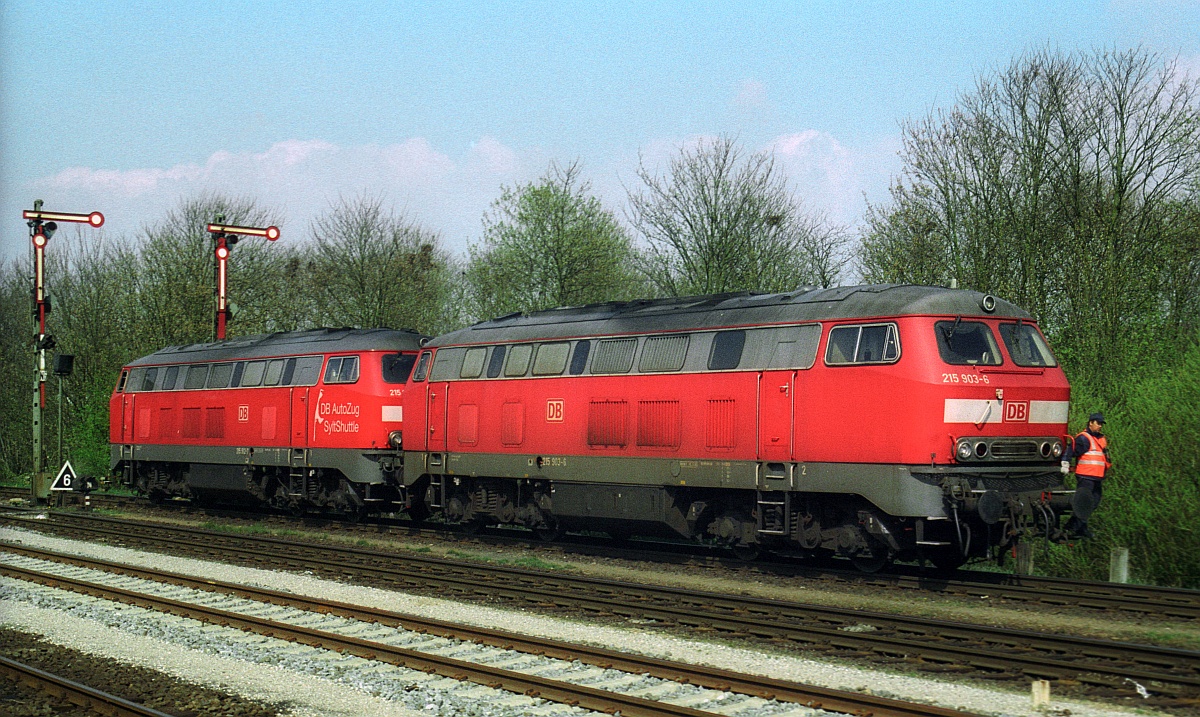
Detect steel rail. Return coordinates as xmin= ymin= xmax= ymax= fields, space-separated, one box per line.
xmin=9 ymin=491 xmax=1198 ymax=621
xmin=0 ymin=562 xmax=770 ymax=717
xmin=1 ymin=543 xmax=976 ymax=717
xmin=0 ymin=655 xmax=178 ymax=717
xmin=6 ymin=511 xmax=1199 ymax=699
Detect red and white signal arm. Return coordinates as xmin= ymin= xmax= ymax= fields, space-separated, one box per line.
xmin=23 ymin=210 xmax=104 ymax=227
xmin=50 ymin=460 xmax=78 ymax=491
xmin=206 ymin=223 xmax=280 ymax=241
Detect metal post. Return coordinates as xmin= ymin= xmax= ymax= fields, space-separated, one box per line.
xmin=57 ymin=375 xmax=63 ymax=468
xmin=1109 ymin=547 xmax=1129 ymax=583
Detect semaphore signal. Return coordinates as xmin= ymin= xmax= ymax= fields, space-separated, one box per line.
xmin=205 ymin=219 xmax=281 ymax=340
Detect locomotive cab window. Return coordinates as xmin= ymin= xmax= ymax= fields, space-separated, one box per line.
xmin=126 ymin=368 xmax=146 ymax=392
xmin=935 ymin=319 xmax=1002 ymax=365
xmin=141 ymin=367 xmax=158 ymax=392
xmin=825 ymin=324 xmax=900 ymax=365
xmin=290 ymin=356 xmax=323 ymax=386
xmin=411 ymin=351 xmax=432 ymax=382
xmin=324 ymin=355 xmax=360 ymax=384
xmin=240 ymin=361 xmax=266 ymax=387
xmin=999 ymin=322 xmax=1058 ymax=367
xmin=117 ymin=370 xmax=129 ymax=393
xmin=382 ymin=353 xmax=417 ymax=383
xmin=162 ymin=365 xmax=180 ymax=391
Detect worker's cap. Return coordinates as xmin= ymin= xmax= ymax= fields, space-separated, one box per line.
xmin=1088 ymin=412 xmax=1106 ymax=424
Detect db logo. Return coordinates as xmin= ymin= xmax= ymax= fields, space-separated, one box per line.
xmin=1004 ymin=401 xmax=1029 ymax=422
xmin=546 ymin=399 xmax=564 ymax=423
xmin=237 ymin=405 xmax=250 ymax=423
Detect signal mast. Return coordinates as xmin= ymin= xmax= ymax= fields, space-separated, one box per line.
xmin=22 ymin=200 xmax=104 ymax=500
xmin=204 ymin=219 xmax=280 ymax=340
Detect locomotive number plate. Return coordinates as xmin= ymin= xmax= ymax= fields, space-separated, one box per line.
xmin=942 ymin=372 xmax=990 ymax=384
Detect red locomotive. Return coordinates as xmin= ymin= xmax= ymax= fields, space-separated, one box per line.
xmin=397 ymin=285 xmax=1073 ymax=569
xmin=110 ymin=328 xmax=424 ymax=516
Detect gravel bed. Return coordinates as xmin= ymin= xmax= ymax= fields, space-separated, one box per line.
xmin=0 ymin=525 xmax=1166 ymax=717
xmin=0 ymin=626 xmax=280 ymax=717
xmin=0 ymin=551 xmax=817 ymax=717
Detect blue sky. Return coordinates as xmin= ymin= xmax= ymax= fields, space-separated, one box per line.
xmin=3 ymin=1 xmax=1197 ymax=262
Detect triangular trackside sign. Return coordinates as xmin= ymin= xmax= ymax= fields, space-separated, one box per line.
xmin=50 ymin=461 xmax=77 ymax=491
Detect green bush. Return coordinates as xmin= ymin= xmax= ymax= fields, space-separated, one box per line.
xmin=1042 ymin=340 xmax=1200 ymax=587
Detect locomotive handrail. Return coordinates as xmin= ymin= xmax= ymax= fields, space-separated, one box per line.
xmin=977 ymin=367 xmax=1046 ymax=375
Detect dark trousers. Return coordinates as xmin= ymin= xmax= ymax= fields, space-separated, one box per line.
xmin=1068 ymin=476 xmax=1104 ymax=529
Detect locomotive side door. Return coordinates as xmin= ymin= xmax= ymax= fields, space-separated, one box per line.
xmin=122 ymin=392 xmax=136 ymax=443
xmin=291 ymin=387 xmax=309 ymax=448
xmin=427 ymin=382 xmax=448 ymax=452
xmin=758 ymin=370 xmax=795 ymax=462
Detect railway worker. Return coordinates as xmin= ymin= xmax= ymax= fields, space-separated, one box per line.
xmin=1063 ymin=412 xmax=1111 ymax=539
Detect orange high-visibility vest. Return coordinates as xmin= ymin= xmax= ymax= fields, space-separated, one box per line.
xmin=1075 ymin=432 xmax=1110 ymax=478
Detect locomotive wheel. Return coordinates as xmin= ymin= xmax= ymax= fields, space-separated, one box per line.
xmin=534 ymin=523 xmax=562 ymax=542
xmin=851 ymin=549 xmax=890 ymax=573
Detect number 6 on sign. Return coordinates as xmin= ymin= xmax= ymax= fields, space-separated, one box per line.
xmin=546 ymin=399 xmax=564 ymax=423
xmin=51 ymin=461 xmax=77 ymax=491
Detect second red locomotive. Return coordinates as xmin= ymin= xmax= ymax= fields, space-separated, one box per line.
xmin=397 ymin=284 xmax=1073 ymax=569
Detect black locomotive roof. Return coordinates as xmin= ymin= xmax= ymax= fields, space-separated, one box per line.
xmin=126 ymin=328 xmax=426 ymax=367
xmin=429 ymin=284 xmax=1032 ymax=346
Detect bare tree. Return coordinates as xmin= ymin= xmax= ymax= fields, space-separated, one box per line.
xmin=307 ymin=195 xmax=458 ymax=334
xmin=467 ymin=161 xmax=641 ymax=320
xmin=628 ymin=135 xmax=848 ymax=296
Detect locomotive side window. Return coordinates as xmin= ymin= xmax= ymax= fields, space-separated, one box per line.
xmin=382 ymin=353 xmax=417 ymax=383
xmin=708 ymin=330 xmax=746 ymax=370
xmin=263 ymin=359 xmax=285 ymax=386
xmin=116 ymin=369 xmax=129 ymax=393
xmin=230 ymin=362 xmax=245 ymax=388
xmin=162 ymin=365 xmax=180 ymax=391
xmin=207 ymin=363 xmax=235 ymax=388
xmin=460 ymin=348 xmax=487 ymax=378
xmin=281 ymin=358 xmax=297 ymax=385
xmin=126 ymin=368 xmax=145 ymax=392
xmin=569 ymin=340 xmax=591 ymax=375
xmin=141 ymin=368 xmax=158 ymax=392
xmin=429 ymin=348 xmax=463 ymax=381
xmin=935 ymin=320 xmax=1002 ymax=365
xmin=486 ymin=346 xmax=506 ymax=378
xmin=825 ymin=324 xmax=900 ymax=365
xmin=184 ymin=364 xmax=209 ymax=390
xmin=999 ymin=322 xmax=1057 ymax=367
xmin=324 ymin=356 xmax=360 ymax=384
xmin=241 ymin=361 xmax=266 ymax=387
xmin=639 ymin=335 xmax=689 ymax=372
xmin=412 ymin=351 xmax=432 ymax=382
xmin=532 ymin=342 xmax=570 ymax=376
xmin=591 ymin=338 xmax=637 ymax=374
xmin=290 ymin=356 xmax=322 ymax=385
xmin=505 ymin=344 xmax=533 ymax=377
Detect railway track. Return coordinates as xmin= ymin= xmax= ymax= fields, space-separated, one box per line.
xmin=3 ymin=509 xmax=1198 ymax=708
xmin=8 ymin=487 xmax=1198 ymax=622
xmin=0 ymin=543 xmax=975 ymax=717
xmin=0 ymin=654 xmax=177 ymax=717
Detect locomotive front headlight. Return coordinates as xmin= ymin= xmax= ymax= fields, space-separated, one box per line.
xmin=388 ymin=430 xmax=403 ymax=449
xmin=1039 ymin=441 xmax=1052 ymax=458
xmin=974 ymin=441 xmax=989 ymax=458
xmin=957 ymin=441 xmax=973 ymax=461
xmin=1051 ymin=440 xmax=1063 ymax=458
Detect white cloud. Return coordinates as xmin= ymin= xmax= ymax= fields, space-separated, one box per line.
xmin=9 ymin=137 xmax=535 ymax=259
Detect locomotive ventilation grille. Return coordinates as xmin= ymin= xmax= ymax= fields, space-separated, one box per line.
xmin=989 ymin=440 xmax=1039 ymax=459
